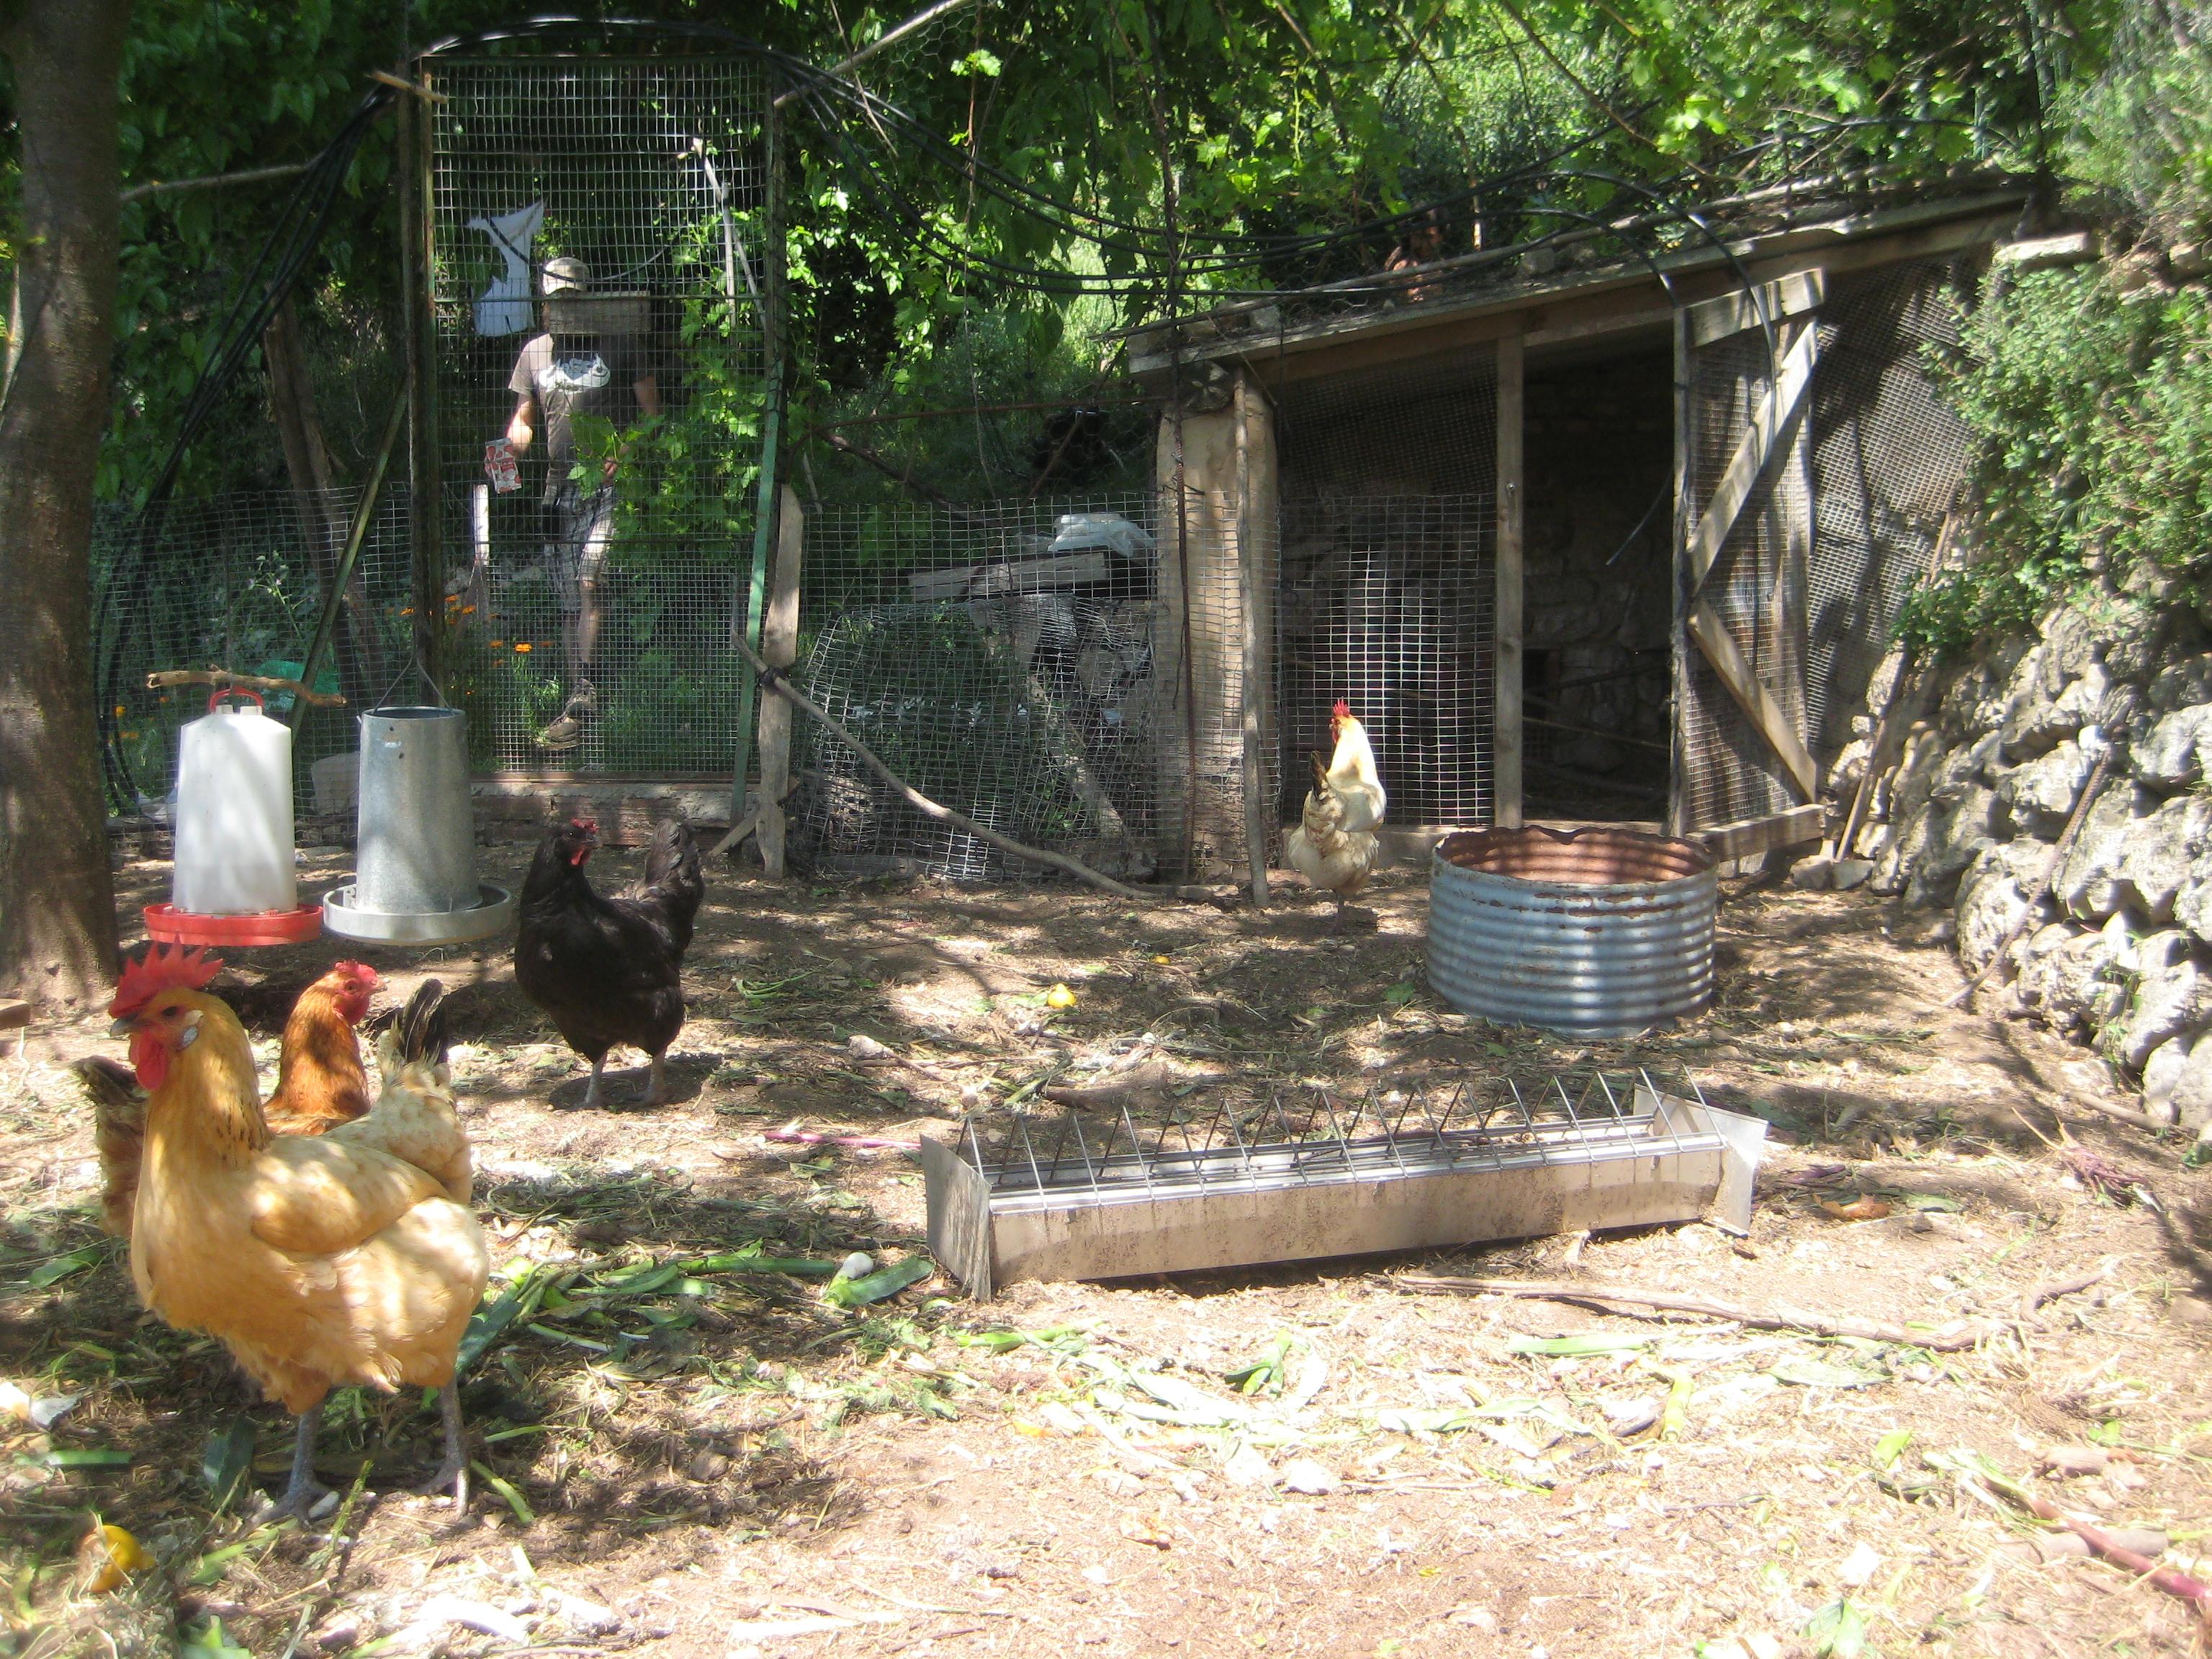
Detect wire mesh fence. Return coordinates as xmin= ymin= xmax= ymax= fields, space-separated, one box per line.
xmin=426 ymin=53 xmax=773 ymax=776
xmin=791 ymin=495 xmax=1163 ymax=879
xmin=1275 ymin=343 xmax=1497 ymax=828
xmin=94 ymin=486 xmax=415 ymax=822
xmin=1808 ymin=258 xmax=1974 ymax=758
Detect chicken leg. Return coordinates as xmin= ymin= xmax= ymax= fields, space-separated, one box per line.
xmin=259 ymin=1410 xmax=333 ymax=1524
xmin=642 ymin=1051 xmax=667 ymax=1107
xmin=580 ymin=1053 xmax=608 ymax=1111
xmin=414 ymin=1386 xmax=469 ymax=1511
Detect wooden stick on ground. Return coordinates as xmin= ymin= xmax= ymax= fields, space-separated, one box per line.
xmin=730 ymin=634 xmax=1163 ymax=903
xmin=1395 ymin=1273 xmax=1980 ymax=1352
xmin=1833 ymin=510 xmax=1959 ymax=860
xmin=1972 ymin=1469 xmax=2212 ymax=1627
xmin=1947 ymin=743 xmax=2113 ymax=1008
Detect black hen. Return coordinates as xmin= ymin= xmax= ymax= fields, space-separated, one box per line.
xmin=514 ymin=816 xmax=703 ymax=1109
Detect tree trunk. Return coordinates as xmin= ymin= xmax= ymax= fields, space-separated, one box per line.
xmin=0 ymin=0 xmax=130 ymax=1009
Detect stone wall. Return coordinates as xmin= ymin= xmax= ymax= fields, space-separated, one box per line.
xmin=1842 ymin=583 xmax=2212 ymax=1140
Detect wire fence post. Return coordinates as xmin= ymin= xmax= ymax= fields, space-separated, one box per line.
xmin=730 ymin=93 xmax=784 ymax=830
xmin=400 ymin=63 xmax=443 ymax=704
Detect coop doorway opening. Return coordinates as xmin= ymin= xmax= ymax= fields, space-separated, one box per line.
xmin=1519 ymin=342 xmax=1674 ymax=824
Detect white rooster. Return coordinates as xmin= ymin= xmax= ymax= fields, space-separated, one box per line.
xmin=1286 ymin=700 xmax=1387 ymax=923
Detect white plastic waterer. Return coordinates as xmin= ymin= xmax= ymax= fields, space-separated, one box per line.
xmin=322 ymin=704 xmax=515 ymax=945
xmin=145 ymin=687 xmax=322 ymax=945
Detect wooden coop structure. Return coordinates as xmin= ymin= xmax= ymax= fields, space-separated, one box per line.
xmin=1128 ymin=189 xmax=2024 ymax=878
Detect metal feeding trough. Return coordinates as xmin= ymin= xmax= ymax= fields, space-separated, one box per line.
xmin=923 ymin=1068 xmax=1766 ymax=1297
xmin=323 ymin=707 xmax=514 ymax=945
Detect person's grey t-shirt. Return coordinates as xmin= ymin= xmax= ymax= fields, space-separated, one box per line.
xmin=508 ymin=333 xmax=643 ymax=500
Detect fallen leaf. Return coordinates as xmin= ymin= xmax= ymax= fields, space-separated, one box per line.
xmin=1819 ymin=1197 xmax=1892 ymax=1222
xmin=80 ymin=1523 xmax=152 ymax=1593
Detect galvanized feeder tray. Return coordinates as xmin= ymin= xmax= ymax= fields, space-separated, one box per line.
xmin=924 ymin=1068 xmax=1765 ymax=1297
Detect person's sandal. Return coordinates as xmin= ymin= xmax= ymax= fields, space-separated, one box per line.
xmin=536 ymin=683 xmax=595 ymax=751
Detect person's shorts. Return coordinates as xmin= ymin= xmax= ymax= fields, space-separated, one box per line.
xmin=544 ymin=483 xmax=616 ymax=611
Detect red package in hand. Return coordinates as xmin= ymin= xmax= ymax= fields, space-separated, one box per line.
xmin=484 ymin=439 xmax=521 ymax=494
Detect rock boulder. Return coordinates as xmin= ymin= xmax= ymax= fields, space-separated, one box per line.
xmin=1957 ymin=840 xmax=2056 ymax=973
xmin=2131 ymin=703 xmax=2212 ymax=789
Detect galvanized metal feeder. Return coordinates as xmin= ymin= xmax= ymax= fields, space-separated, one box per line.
xmin=1428 ymin=826 xmax=1717 ymax=1038
xmin=323 ymin=707 xmax=514 ymax=945
xmin=924 ymin=1068 xmax=1765 ymax=1297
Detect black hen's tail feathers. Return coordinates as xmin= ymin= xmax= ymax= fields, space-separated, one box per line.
xmin=397 ymin=979 xmax=449 ymax=1067
xmin=634 ymin=816 xmax=705 ymax=957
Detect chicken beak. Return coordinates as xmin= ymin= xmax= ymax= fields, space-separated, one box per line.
xmin=109 ymin=1017 xmax=135 ymax=1040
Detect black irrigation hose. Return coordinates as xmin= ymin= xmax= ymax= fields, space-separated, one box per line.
xmin=96 ymin=85 xmax=397 ymax=804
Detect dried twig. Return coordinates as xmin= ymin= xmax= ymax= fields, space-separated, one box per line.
xmin=2022 ymin=1268 xmax=2105 ymax=1318
xmin=1969 ymin=1467 xmax=2212 ymax=1626
xmin=1395 ymin=1273 xmax=1980 ymax=1351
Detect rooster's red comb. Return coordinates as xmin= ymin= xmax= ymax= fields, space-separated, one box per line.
xmin=1332 ymin=699 xmax=1352 ymax=720
xmin=569 ymin=817 xmax=600 ymax=835
xmin=110 ymin=945 xmax=224 ymax=1020
xmin=331 ymin=960 xmax=380 ymax=986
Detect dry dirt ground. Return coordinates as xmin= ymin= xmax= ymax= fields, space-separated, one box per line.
xmin=4 ymin=848 xmax=2212 ymax=1659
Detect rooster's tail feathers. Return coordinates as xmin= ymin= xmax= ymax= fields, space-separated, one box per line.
xmin=74 ymin=1057 xmax=147 ymax=1238
xmin=397 ymin=980 xmax=449 ymax=1068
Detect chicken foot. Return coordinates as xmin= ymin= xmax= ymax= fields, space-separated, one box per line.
xmin=413 ymin=1386 xmax=469 ymax=1511
xmin=577 ymin=1051 xmax=667 ymax=1110
xmin=258 ymin=1410 xmax=335 ymax=1525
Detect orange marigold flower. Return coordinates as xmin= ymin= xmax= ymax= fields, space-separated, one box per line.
xmin=489 ymin=639 xmax=505 ymax=648
xmin=514 ymin=642 xmax=534 ymax=654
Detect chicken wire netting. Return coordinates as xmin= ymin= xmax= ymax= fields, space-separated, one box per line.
xmin=792 ymin=495 xmax=1164 ymax=881
xmin=426 ymin=53 xmax=773 ymax=776
xmin=94 ymin=486 xmax=416 ymax=824
xmin=1275 ymin=343 xmax=1497 ymax=827
xmin=1677 ymin=318 xmax=1814 ymax=833
xmin=1807 ymin=258 xmax=1974 ymax=759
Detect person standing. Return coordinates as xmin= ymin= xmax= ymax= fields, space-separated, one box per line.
xmin=495 ymin=256 xmax=661 ymax=752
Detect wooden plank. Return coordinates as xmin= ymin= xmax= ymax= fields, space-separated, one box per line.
xmin=1494 ymin=330 xmax=1525 ymax=830
xmin=907 ymin=548 xmax=1113 ymax=602
xmin=755 ymin=485 xmax=805 ymax=878
xmin=1681 ymin=318 xmax=1817 ymax=593
xmin=0 ymin=999 xmax=30 ymax=1033
xmin=1693 ymin=804 xmax=1827 ymax=863
xmin=1668 ymin=310 xmax=1694 ymax=839
xmin=1686 ymin=270 xmax=1825 ymax=348
xmin=1179 ymin=194 xmax=2022 ymax=389
xmin=1686 ymin=598 xmax=1819 ymax=799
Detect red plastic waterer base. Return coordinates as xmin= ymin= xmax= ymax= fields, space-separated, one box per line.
xmin=143 ymin=903 xmax=323 ymax=946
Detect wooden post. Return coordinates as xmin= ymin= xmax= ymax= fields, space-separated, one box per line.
xmin=1667 ymin=309 xmax=1693 ymax=839
xmin=1235 ymin=369 xmax=1272 ymax=906
xmin=1493 ymin=331 xmax=1524 ymax=829
xmin=398 ymin=69 xmax=443 ymax=701
xmin=756 ymin=485 xmax=805 ymax=877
